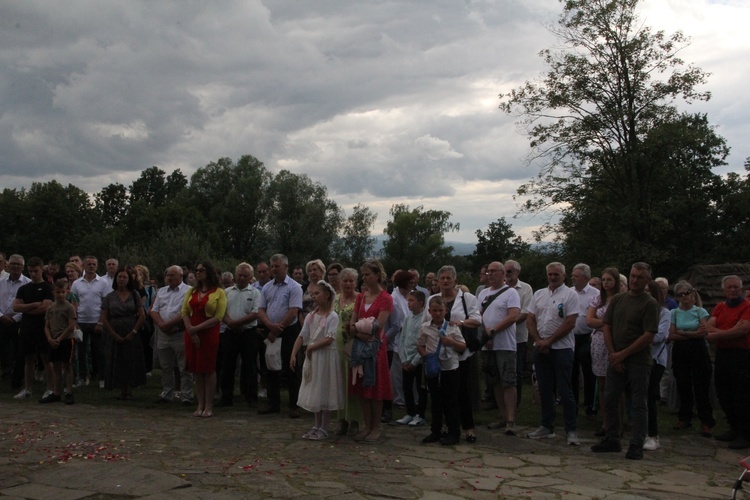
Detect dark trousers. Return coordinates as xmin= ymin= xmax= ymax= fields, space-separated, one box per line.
xmin=605 ymin=358 xmax=650 ymax=447
xmin=402 ymin=366 xmax=427 ymax=417
xmin=647 ymin=362 xmax=665 ymax=437
xmin=534 ymin=347 xmax=577 ymax=432
xmin=715 ymin=348 xmax=750 ymax=438
xmin=383 ymin=350 xmax=394 ymax=412
xmin=481 ymin=349 xmax=496 ymax=403
xmin=572 ymin=333 xmax=595 ymax=409
xmin=427 ymin=368 xmax=460 ymax=437
xmin=458 ymin=356 xmax=476 ymax=430
xmin=266 ymin=323 xmax=301 ymax=410
xmin=516 ymin=341 xmax=527 ymax=405
xmin=220 ymin=327 xmax=259 ymax=404
xmin=0 ymin=320 xmax=23 ymax=389
xmin=78 ymin=323 xmax=106 ymax=381
xmin=672 ymin=339 xmax=715 ymax=426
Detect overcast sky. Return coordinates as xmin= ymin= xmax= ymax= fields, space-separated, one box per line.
xmin=2 ymin=0 xmax=748 ymax=243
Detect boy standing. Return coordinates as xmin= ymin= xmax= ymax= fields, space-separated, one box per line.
xmin=397 ymin=290 xmax=427 ymax=427
xmin=45 ymin=279 xmax=77 ymax=404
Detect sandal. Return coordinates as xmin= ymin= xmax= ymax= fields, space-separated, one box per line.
xmin=465 ymin=434 xmax=477 ymax=443
xmin=365 ymin=429 xmax=383 ymax=443
xmin=302 ymin=427 xmax=319 ymax=439
xmin=354 ymin=430 xmax=371 ymax=442
xmin=194 ymin=409 xmax=204 ymax=417
xmin=309 ymin=429 xmax=328 ymax=441
xmin=201 ymin=410 xmax=213 ymax=418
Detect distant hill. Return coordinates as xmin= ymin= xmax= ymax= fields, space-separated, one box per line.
xmin=371 ymin=235 xmax=476 ymax=257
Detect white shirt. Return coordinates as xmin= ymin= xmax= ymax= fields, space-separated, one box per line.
xmin=478 ymin=285 xmax=521 ymax=351
xmin=0 ymin=274 xmax=31 ymax=322
xmin=71 ymin=274 xmax=110 ymax=323
xmin=511 ymin=280 xmax=533 ymax=344
xmin=572 ymin=284 xmax=600 ymax=336
xmin=528 ymin=284 xmax=579 ymax=350
xmin=225 ymin=284 xmax=261 ymax=329
xmin=151 ymin=282 xmax=190 ymax=322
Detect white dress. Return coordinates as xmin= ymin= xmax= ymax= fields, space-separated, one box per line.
xmin=296 ymin=310 xmax=345 ymax=412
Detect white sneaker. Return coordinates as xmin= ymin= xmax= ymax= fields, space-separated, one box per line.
xmin=567 ymin=431 xmax=581 ymax=446
xmin=643 ymin=436 xmax=660 ymax=451
xmin=527 ymin=426 xmax=556 ymax=439
xmin=258 ymin=388 xmax=267 ymax=398
xmin=408 ymin=415 xmax=425 ymax=427
xmin=13 ymin=389 xmax=32 ymax=399
xmin=396 ymin=415 xmax=414 ymax=425
xmin=99 ymin=380 xmax=105 ymax=389
xmin=42 ymin=389 xmax=53 ymax=399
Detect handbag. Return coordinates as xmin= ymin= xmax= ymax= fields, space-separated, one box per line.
xmin=459 ymin=293 xmax=482 ymax=352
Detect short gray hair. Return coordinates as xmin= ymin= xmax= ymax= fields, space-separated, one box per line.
xmin=572 ymin=263 xmax=591 ymax=279
xmin=722 ymin=275 xmax=743 ymax=288
xmin=437 ymin=265 xmax=457 ymax=280
xmin=340 ymin=267 xmax=358 ymax=280
xmin=270 ymin=254 xmax=288 ymax=266
xmin=505 ymin=260 xmax=521 ymax=273
xmin=546 ymin=262 xmax=565 ymax=274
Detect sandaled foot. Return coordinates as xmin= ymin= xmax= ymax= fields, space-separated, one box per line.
xmin=354 ymin=430 xmax=371 ymax=441
xmin=302 ymin=427 xmax=319 ymax=439
xmin=365 ymin=429 xmax=383 ymax=442
xmin=201 ymin=410 xmax=213 ymax=418
xmin=194 ymin=409 xmax=204 ymax=417
xmin=309 ymin=429 xmax=329 ymax=441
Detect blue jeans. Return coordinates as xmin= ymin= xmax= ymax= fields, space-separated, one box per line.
xmin=533 ymin=347 xmax=576 ymax=433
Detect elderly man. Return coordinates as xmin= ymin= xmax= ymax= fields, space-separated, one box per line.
xmin=0 ymin=255 xmax=30 ymax=389
xmin=253 ymin=262 xmax=271 ymax=291
xmin=526 ymin=262 xmax=580 ymax=445
xmin=592 ymin=262 xmax=659 ymax=460
xmin=504 ymin=259 xmax=534 ymax=406
xmin=707 ymin=275 xmax=750 ymax=450
xmin=150 ymin=266 xmax=193 ymax=404
xmin=258 ymin=254 xmax=303 ymax=417
xmin=478 ymin=262 xmax=520 ymax=434
xmin=220 ymin=263 xmax=261 ymax=407
xmin=70 ymin=256 xmax=110 ymax=388
xmin=570 ymin=263 xmax=600 ymax=415
xmin=103 ymin=258 xmax=118 ymax=288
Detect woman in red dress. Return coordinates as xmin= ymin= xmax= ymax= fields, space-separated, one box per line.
xmin=181 ymin=261 xmax=226 ymax=417
xmin=347 ymin=259 xmax=393 ymax=442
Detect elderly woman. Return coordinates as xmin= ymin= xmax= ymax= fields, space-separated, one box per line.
xmin=100 ymin=267 xmax=146 ymax=400
xmin=347 ymin=259 xmax=393 ymax=442
xmin=334 ymin=267 xmax=363 ymax=435
xmin=182 ymin=261 xmax=227 ymax=417
xmin=431 ymin=265 xmax=482 ymax=443
xmin=327 ymin=263 xmax=343 ymax=295
xmin=669 ymin=281 xmax=714 ymax=436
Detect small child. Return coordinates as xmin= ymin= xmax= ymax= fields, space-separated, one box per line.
xmin=396 ymin=290 xmax=428 ymax=427
xmin=45 ymin=279 xmax=78 ymax=404
xmin=417 ymin=295 xmax=466 ymax=445
xmin=291 ymin=280 xmax=344 ymax=440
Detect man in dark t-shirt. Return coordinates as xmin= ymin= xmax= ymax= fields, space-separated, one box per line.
xmin=12 ymin=257 xmax=54 ymax=401
xmin=591 ymin=262 xmax=659 ymax=460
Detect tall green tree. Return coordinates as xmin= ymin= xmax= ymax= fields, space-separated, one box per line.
xmin=95 ymin=183 xmax=129 ymax=229
xmin=500 ymin=0 xmax=720 ymax=270
xmin=473 ymin=217 xmax=530 ymax=267
xmin=332 ymin=204 xmax=377 ymax=267
xmin=381 ymin=204 xmax=459 ymax=275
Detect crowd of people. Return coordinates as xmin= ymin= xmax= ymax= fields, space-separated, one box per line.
xmin=1 ymin=251 xmax=749 ymax=459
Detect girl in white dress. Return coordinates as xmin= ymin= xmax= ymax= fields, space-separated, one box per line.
xmin=291 ymin=280 xmax=344 ymax=440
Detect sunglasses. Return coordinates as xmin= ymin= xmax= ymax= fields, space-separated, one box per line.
xmin=677 ymin=290 xmax=693 ymax=297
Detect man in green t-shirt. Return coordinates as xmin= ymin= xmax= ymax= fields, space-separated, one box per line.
xmin=591 ymin=262 xmax=659 ymax=460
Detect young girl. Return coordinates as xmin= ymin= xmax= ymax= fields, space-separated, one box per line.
xmin=291 ymin=280 xmax=344 ymax=440
xmin=417 ymin=296 xmax=466 ymax=446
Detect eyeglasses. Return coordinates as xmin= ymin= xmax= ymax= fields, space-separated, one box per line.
xmin=505 ymin=269 xmax=514 ymax=275
xmin=677 ymin=290 xmax=694 ymax=297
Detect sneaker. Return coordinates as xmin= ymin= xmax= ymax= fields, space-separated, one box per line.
xmin=505 ymin=422 xmax=518 ymax=436
xmin=73 ymin=379 xmax=85 ymax=389
xmin=99 ymin=380 xmax=105 ymax=389
xmin=527 ymin=426 xmax=555 ymax=440
xmin=642 ymin=436 xmax=660 ymax=451
xmin=422 ymin=433 xmax=441 ymax=444
xmin=625 ymin=443 xmax=644 ymax=460
xmin=42 ymin=389 xmax=53 ymax=399
xmin=13 ymin=389 xmax=32 ymax=399
xmin=39 ymin=393 xmax=61 ymax=404
xmin=591 ymin=438 xmax=622 ymax=453
xmin=408 ymin=415 xmax=425 ymax=427
xmin=567 ymin=431 xmax=581 ymax=446
xmin=396 ymin=415 xmax=414 ymax=425
xmin=64 ymin=393 xmax=75 ymax=405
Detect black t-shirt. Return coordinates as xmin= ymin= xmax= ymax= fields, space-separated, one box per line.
xmin=16 ymin=281 xmax=54 ymax=332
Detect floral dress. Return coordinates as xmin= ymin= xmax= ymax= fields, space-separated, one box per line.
xmin=589 ymin=294 xmax=609 ymax=377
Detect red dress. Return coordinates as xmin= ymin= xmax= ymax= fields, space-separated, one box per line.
xmin=184 ymin=288 xmax=221 ymax=374
xmin=349 ymin=289 xmax=393 ymax=400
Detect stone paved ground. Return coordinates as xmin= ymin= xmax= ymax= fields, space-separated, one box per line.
xmin=0 ymin=395 xmax=746 ymax=499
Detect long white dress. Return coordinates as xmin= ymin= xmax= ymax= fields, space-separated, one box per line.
xmin=296 ymin=310 xmax=345 ymax=412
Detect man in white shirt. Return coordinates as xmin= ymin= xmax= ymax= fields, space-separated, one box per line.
xmin=478 ymin=262 xmax=520 ymax=434
xmin=103 ymin=258 xmax=118 ymax=288
xmin=0 ymin=255 xmax=30 ymax=389
xmin=570 ymin=263 xmax=600 ymax=415
xmin=70 ymin=256 xmax=111 ymax=388
xmin=150 ymin=265 xmax=193 ymax=404
xmin=504 ymin=260 xmax=534 ymax=406
xmin=526 ymin=262 xmax=580 ymax=445
xmin=220 ymin=262 xmax=261 ymax=407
